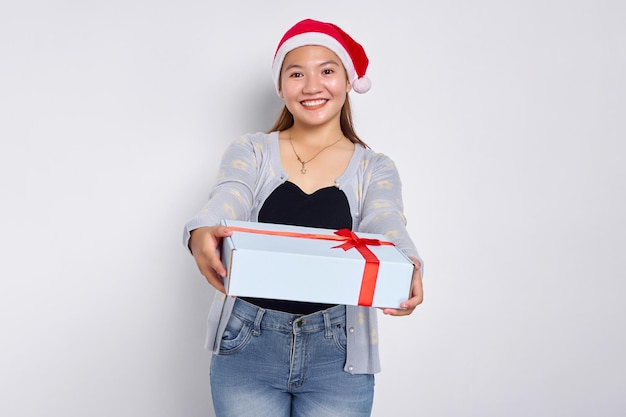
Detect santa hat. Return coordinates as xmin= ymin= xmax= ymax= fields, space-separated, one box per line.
xmin=272 ymin=18 xmax=371 ymax=94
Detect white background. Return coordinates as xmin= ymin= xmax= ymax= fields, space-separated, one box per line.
xmin=1 ymin=1 xmax=624 ymax=416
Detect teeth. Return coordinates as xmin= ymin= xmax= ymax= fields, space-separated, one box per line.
xmin=302 ymin=99 xmax=327 ymax=107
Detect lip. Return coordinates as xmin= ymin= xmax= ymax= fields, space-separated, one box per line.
xmin=300 ymin=98 xmax=328 ymax=108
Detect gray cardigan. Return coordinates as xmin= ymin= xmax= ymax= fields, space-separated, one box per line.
xmin=183 ymin=131 xmax=420 ymax=374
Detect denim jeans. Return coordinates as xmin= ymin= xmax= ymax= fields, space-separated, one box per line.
xmin=210 ymin=298 xmax=374 ymax=417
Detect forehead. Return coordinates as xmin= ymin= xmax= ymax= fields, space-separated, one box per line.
xmin=282 ymin=45 xmax=343 ymax=66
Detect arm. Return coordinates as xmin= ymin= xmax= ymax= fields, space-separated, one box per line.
xmin=183 ymin=136 xmax=260 ymax=291
xmin=358 ymin=154 xmax=424 ymax=315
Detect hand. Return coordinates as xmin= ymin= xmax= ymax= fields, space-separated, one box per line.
xmin=188 ymin=225 xmax=233 ymax=293
xmin=382 ymin=256 xmax=423 ymax=316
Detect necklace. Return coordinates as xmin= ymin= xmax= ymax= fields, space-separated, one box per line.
xmin=288 ymin=133 xmax=344 ymax=174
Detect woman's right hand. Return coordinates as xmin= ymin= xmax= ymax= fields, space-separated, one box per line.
xmin=188 ymin=225 xmax=233 ymax=293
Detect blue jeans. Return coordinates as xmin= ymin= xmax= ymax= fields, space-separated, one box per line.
xmin=210 ymin=298 xmax=374 ymax=417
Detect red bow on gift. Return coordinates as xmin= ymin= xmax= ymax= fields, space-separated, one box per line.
xmin=332 ymin=229 xmax=394 ymax=306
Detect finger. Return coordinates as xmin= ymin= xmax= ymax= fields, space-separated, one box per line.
xmin=204 ymin=271 xmax=226 ymax=294
xmin=206 ymin=253 xmax=227 ymax=278
xmin=195 ymin=243 xmax=227 ymax=277
xmin=214 ymin=225 xmax=234 ymax=238
xmin=381 ymin=306 xmax=414 ymax=316
xmin=407 ymin=282 xmax=424 ymax=307
xmin=381 ymin=290 xmax=422 ymax=316
xmin=410 ymin=268 xmax=424 ymax=305
xmin=196 ymin=257 xmax=227 ymax=293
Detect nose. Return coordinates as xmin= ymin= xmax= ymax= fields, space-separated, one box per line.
xmin=302 ymin=74 xmax=322 ymax=94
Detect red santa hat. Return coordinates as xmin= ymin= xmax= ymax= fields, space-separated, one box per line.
xmin=272 ymin=18 xmax=371 ymax=94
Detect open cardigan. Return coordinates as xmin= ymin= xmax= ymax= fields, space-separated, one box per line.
xmin=183 ymin=131 xmax=421 ymax=374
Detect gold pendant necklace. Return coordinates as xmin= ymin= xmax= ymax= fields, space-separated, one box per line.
xmin=288 ymin=132 xmax=344 ymax=174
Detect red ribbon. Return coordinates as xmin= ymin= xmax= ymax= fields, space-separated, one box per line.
xmin=331 ymin=229 xmax=391 ymax=306
xmin=226 ymin=225 xmax=394 ymax=306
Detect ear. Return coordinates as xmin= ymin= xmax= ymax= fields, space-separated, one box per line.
xmin=346 ymin=79 xmax=352 ymax=93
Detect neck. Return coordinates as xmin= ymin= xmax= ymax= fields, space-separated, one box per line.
xmin=288 ymin=125 xmax=344 ymax=146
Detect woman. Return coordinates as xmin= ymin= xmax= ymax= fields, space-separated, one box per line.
xmin=183 ymin=18 xmax=423 ymax=417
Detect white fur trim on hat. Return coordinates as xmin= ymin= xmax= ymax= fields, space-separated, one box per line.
xmin=272 ymin=32 xmax=359 ymax=94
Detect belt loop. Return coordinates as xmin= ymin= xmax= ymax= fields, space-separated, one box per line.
xmin=323 ymin=310 xmax=332 ymax=339
xmin=252 ymin=307 xmax=265 ymax=336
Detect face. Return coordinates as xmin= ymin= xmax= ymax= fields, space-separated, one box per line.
xmin=279 ymin=45 xmax=351 ymax=128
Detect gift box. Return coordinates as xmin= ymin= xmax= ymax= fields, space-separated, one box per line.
xmin=219 ymin=220 xmax=414 ymax=309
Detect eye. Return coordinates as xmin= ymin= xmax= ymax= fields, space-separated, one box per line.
xmin=322 ymin=68 xmax=334 ymax=75
xmin=289 ymin=72 xmax=303 ymax=78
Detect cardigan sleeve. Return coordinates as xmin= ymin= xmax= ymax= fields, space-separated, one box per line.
xmin=182 ymin=136 xmax=260 ymax=248
xmin=357 ymin=153 xmax=421 ymax=261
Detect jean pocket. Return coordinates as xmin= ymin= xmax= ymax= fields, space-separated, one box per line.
xmin=330 ymin=321 xmax=348 ymax=353
xmin=219 ymin=313 xmax=253 ymax=354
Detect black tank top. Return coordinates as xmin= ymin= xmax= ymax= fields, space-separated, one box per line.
xmin=241 ymin=181 xmax=352 ymax=314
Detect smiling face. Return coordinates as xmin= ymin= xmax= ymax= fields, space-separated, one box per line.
xmin=279 ymin=45 xmax=351 ymax=129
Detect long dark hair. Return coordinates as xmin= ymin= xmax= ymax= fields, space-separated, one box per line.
xmin=267 ymin=93 xmax=369 ymax=149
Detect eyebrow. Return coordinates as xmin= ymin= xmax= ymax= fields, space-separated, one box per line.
xmin=283 ymin=60 xmax=341 ymax=72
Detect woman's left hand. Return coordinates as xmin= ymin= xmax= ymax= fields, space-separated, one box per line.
xmin=381 ymin=256 xmax=423 ymax=316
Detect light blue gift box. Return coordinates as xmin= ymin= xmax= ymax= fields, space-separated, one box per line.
xmin=220 ymin=220 xmax=414 ymax=309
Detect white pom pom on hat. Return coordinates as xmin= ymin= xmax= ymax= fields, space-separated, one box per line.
xmin=351 ymin=76 xmax=372 ymax=94
xmin=272 ymin=18 xmax=371 ymax=94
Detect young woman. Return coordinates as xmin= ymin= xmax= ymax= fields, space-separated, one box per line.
xmin=183 ymin=18 xmax=423 ymax=417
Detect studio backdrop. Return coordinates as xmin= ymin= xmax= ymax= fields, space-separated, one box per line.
xmin=1 ymin=1 xmax=624 ymax=416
